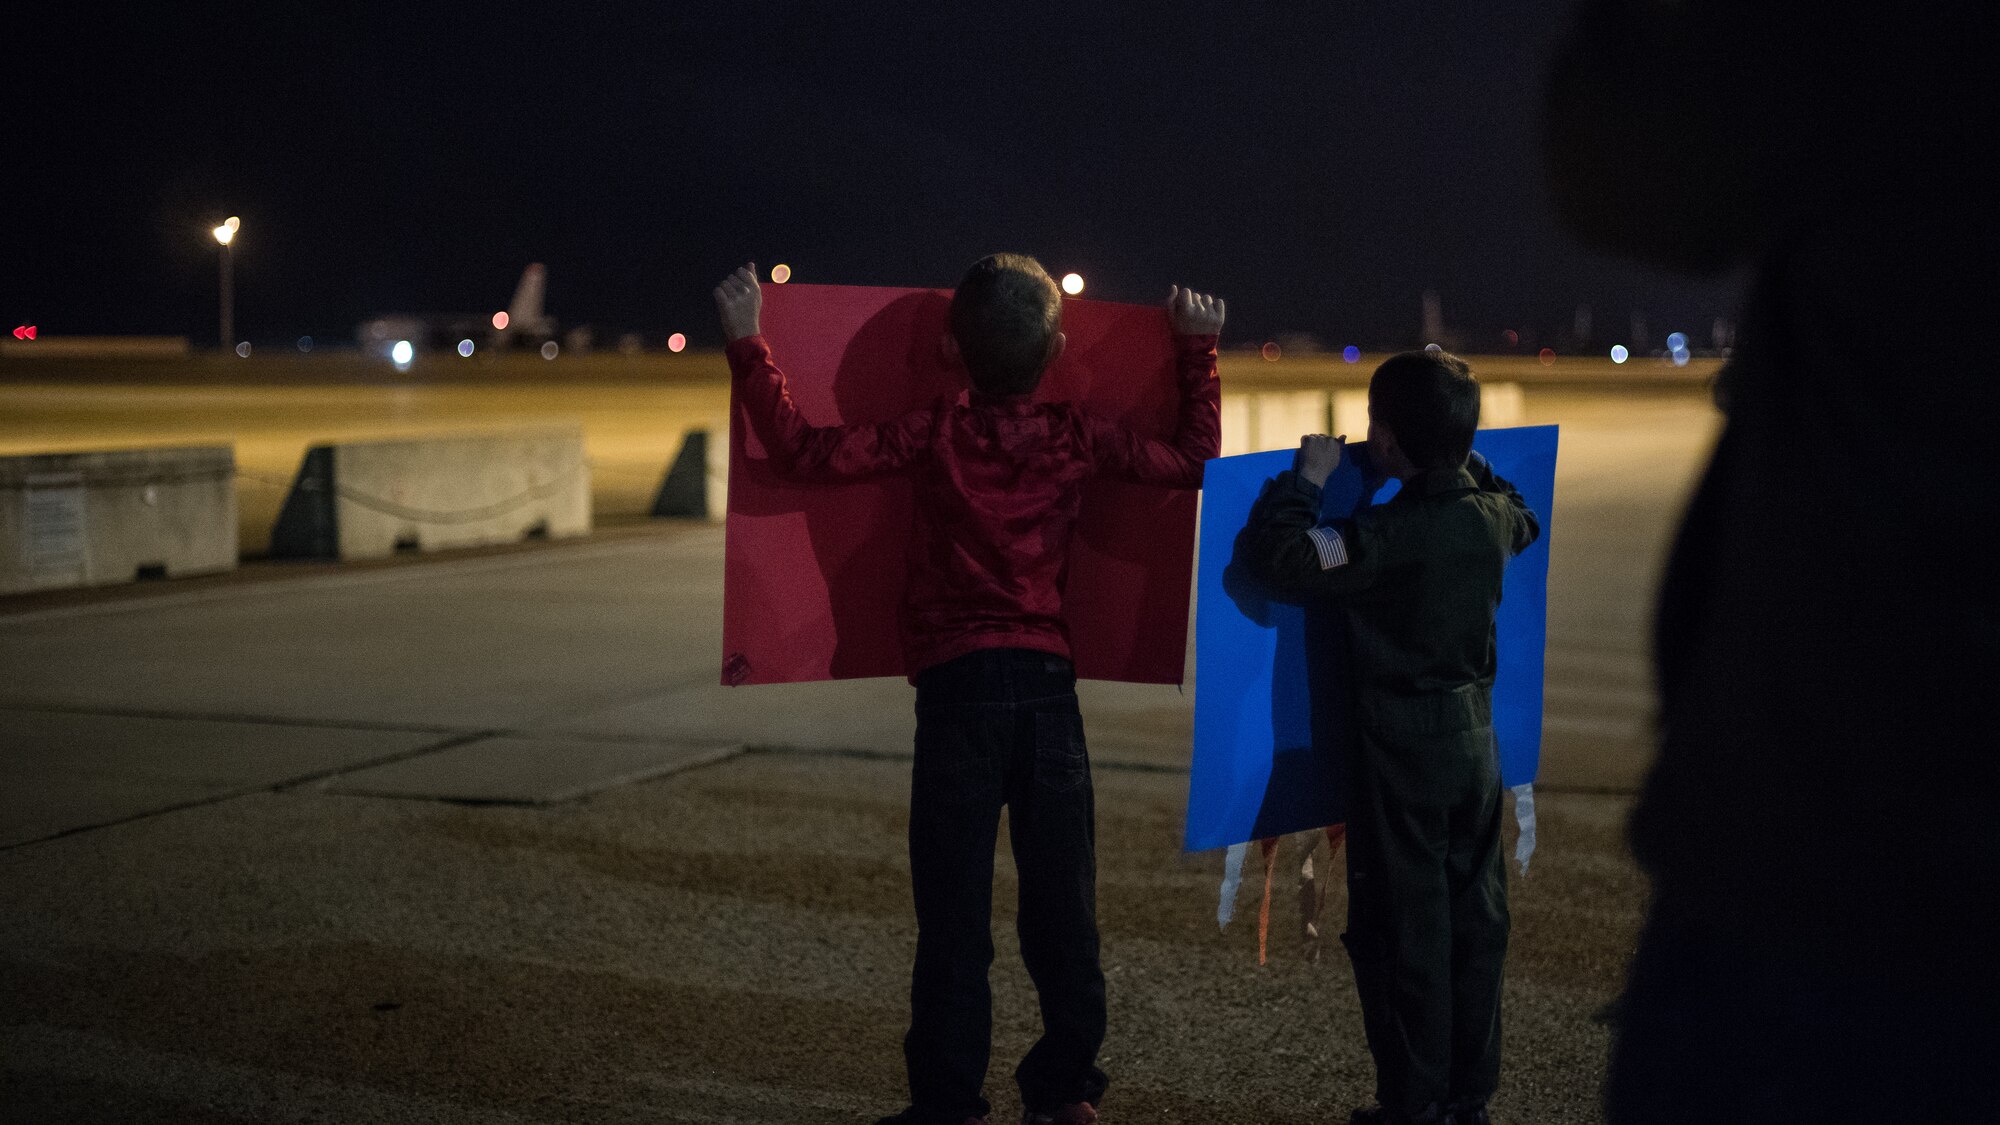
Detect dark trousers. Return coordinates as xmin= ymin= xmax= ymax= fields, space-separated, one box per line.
xmin=1341 ymin=724 xmax=1508 ymax=1118
xmin=904 ymin=648 xmax=1109 ymax=1121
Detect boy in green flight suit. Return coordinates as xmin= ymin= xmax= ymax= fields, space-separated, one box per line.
xmin=1235 ymin=350 xmax=1541 ymax=1125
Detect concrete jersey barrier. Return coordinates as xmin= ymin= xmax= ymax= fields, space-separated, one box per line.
xmin=0 ymin=446 xmax=237 ymax=594
xmin=1220 ymin=384 xmax=1526 ymax=459
xmin=270 ymin=427 xmax=590 ymax=560
xmin=1220 ymin=391 xmax=1334 ymax=456
xmin=650 ymin=429 xmax=728 ymax=521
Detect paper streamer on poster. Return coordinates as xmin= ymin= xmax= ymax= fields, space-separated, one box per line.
xmin=1217 ymin=841 xmax=1248 ymax=928
xmin=1512 ymin=782 xmax=1537 ymax=876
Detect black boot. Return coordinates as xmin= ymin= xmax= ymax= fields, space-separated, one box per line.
xmin=1444 ymin=1102 xmax=1490 ymax=1125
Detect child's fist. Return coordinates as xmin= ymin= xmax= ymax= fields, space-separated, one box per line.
xmin=714 ymin=263 xmax=763 ymax=342
xmin=1168 ymin=285 xmax=1225 ymax=336
xmin=1294 ymin=434 xmax=1345 ymax=488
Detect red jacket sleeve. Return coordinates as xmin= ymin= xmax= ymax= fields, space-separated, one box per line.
xmin=1081 ymin=333 xmax=1221 ymax=488
xmin=726 ymin=335 xmax=931 ymax=479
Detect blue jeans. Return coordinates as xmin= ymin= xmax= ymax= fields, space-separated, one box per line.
xmin=904 ymin=648 xmax=1109 ymax=1121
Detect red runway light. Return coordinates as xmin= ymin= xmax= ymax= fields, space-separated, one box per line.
xmin=1538 ymin=347 xmax=1556 ymax=365
xmin=12 ymin=325 xmax=35 ymax=340
xmin=1260 ymin=341 xmax=1282 ymax=362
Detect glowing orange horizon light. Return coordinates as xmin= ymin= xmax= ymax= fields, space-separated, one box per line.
xmin=492 ymin=311 xmax=510 ymax=330
xmin=667 ymin=332 xmax=687 ymax=353
xmin=770 ymin=263 xmax=792 ymax=284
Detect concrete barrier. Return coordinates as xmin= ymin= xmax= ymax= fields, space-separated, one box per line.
xmin=1337 ymin=383 xmax=1525 ymax=440
xmin=1221 ymin=391 xmax=1337 ymax=456
xmin=1218 ymin=396 xmax=1253 ymax=457
xmin=0 ymin=446 xmax=237 ymax=594
xmin=1261 ymin=390 xmax=1332 ymax=450
xmin=270 ymin=428 xmax=589 ymax=560
xmin=1481 ymin=381 xmax=1525 ymax=427
xmin=650 ymin=429 xmax=728 ymax=521
xmin=1220 ymin=390 xmax=1331 ymax=456
xmin=1334 ymin=389 xmax=1371 ymax=442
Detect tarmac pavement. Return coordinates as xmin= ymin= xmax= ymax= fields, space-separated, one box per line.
xmin=0 ymin=389 xmax=1715 ymax=1123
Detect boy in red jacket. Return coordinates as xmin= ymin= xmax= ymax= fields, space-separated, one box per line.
xmin=715 ymin=254 xmax=1222 ymax=1125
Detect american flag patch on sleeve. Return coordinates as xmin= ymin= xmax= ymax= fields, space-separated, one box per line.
xmin=1306 ymin=525 xmax=1349 ymax=570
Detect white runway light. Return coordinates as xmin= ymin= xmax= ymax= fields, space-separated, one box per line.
xmin=1061 ymin=272 xmax=1085 ymax=296
xmin=540 ymin=341 xmax=559 ymax=360
xmin=457 ymin=339 xmax=475 ymax=357
xmin=390 ymin=340 xmax=414 ymax=365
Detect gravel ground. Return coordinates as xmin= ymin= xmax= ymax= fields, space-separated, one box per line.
xmin=2 ymin=744 xmax=1643 ymax=1124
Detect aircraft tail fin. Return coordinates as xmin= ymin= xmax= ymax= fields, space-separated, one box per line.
xmin=508 ymin=264 xmax=548 ymax=333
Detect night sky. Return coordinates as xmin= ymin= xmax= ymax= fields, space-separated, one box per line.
xmin=11 ymin=2 xmax=1742 ymax=351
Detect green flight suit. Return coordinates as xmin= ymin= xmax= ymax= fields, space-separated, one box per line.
xmin=1237 ymin=453 xmax=1541 ymax=1118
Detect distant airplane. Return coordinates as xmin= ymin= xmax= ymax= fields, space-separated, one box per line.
xmin=491 ymin=262 xmax=555 ymax=347
xmin=357 ymin=264 xmax=558 ymax=357
xmin=1419 ymin=289 xmax=1462 ymax=352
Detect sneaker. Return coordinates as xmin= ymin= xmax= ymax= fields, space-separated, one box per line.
xmin=1021 ymin=1103 xmax=1098 ymax=1125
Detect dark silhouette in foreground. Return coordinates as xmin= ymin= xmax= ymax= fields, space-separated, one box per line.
xmin=1543 ymin=2 xmax=1999 ymax=1120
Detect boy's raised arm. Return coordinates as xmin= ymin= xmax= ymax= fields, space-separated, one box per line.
xmin=1083 ymin=285 xmax=1224 ymax=487
xmin=1466 ymin=450 xmax=1542 ymax=556
xmin=1235 ymin=435 xmax=1392 ymax=603
xmin=715 ymin=263 xmax=929 ymax=479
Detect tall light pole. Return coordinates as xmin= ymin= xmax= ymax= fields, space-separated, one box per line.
xmin=212 ymin=216 xmax=239 ymax=351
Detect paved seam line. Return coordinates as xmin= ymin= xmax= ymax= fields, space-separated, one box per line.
xmin=347 ymin=744 xmax=752 ymax=808
xmin=741 ymin=743 xmax=1190 ymax=775
xmin=0 ymin=534 xmax=717 ymax=625
xmin=265 ymin=729 xmax=508 ymax=794
xmin=0 ymin=729 xmax=502 ymax=853
xmin=0 ymin=674 xmax=724 ymax=742
xmin=742 ymin=745 xmax=1638 ymax=792
xmin=0 ymin=701 xmax=469 ymax=736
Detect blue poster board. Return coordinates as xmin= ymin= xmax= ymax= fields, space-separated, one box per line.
xmin=1184 ymin=425 xmax=1558 ymax=853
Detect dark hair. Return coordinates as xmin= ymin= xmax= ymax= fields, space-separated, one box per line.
xmin=949 ymin=253 xmax=1062 ymax=396
xmin=1369 ymin=350 xmax=1481 ymax=471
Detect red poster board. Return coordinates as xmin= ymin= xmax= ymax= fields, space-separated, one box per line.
xmin=721 ymin=283 xmax=1201 ymax=686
